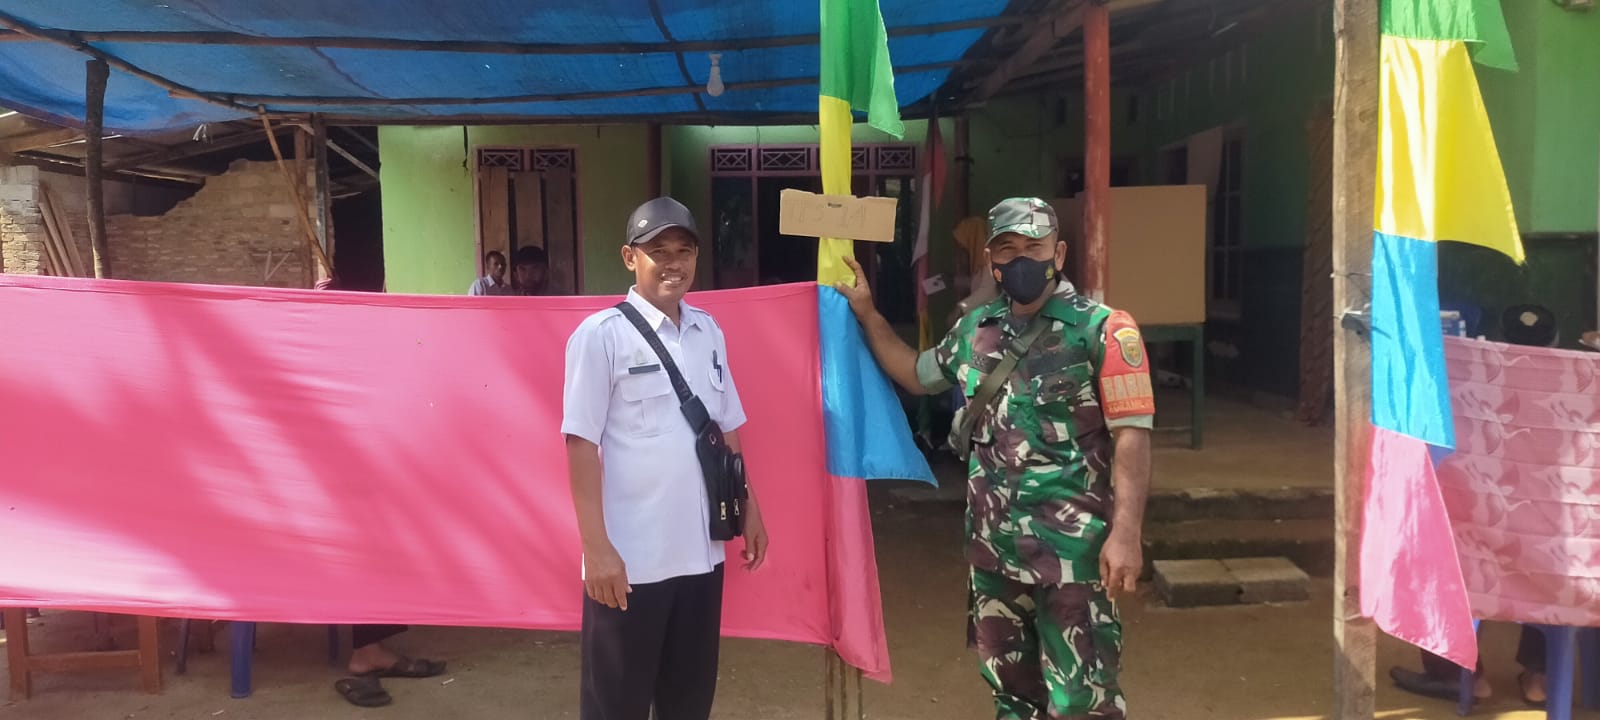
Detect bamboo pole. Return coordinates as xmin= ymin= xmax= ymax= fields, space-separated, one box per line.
xmin=1331 ymin=0 xmax=1379 ymax=716
xmin=258 ymin=113 xmax=332 ymax=278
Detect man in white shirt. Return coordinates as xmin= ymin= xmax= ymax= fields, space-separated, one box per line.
xmin=467 ymin=250 xmax=511 ymax=296
xmin=561 ymin=197 xmax=768 ymax=720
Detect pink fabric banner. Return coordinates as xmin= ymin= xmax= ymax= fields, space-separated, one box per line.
xmin=0 ymin=275 xmax=890 ymax=681
xmin=1362 ymin=425 xmax=1479 ymax=669
xmin=1439 ymin=337 xmax=1600 ymax=629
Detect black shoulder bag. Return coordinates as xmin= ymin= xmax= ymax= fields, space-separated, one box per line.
xmin=615 ymin=302 xmax=747 ymax=541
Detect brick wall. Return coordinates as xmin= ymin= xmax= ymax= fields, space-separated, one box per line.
xmin=107 ymin=159 xmax=316 ymax=288
xmin=0 ymin=165 xmax=46 ymax=275
xmin=0 ymin=159 xmax=320 ymax=288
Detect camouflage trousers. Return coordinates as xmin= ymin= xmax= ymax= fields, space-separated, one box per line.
xmin=970 ymin=568 xmax=1125 ymax=720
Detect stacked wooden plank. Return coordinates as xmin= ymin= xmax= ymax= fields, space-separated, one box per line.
xmin=36 ymin=184 xmax=89 ymax=278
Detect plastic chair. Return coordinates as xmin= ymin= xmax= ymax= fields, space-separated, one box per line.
xmin=175 ymin=620 xmax=342 ymax=698
xmin=1457 ymin=624 xmax=1600 ymax=719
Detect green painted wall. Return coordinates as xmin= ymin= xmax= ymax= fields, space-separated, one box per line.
xmin=1478 ymin=1 xmax=1600 ymax=234
xmin=378 ymin=126 xmax=477 ymax=295
xmin=1529 ymin=4 xmax=1600 ymax=233
xmin=1475 ymin=0 xmax=1539 ymax=231
xmin=379 ymin=124 xmax=650 ymax=295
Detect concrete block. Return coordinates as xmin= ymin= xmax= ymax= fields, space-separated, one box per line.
xmin=1223 ymin=557 xmax=1310 ymax=604
xmin=1152 ymin=559 xmax=1238 ymax=608
xmin=268 ymin=203 xmax=297 ymax=219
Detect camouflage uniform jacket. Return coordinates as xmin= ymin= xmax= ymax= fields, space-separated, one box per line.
xmin=916 ymin=280 xmax=1154 ymax=585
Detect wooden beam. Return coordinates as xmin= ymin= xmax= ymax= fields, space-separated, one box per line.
xmin=1081 ymin=1 xmax=1111 ymax=301
xmin=317 ymin=110 xmax=838 ymax=127
xmin=84 ymin=58 xmax=110 ymax=279
xmin=16 ymin=151 xmax=206 ymax=185
xmin=325 ymin=138 xmax=378 ymax=180
xmin=6 ymin=608 xmax=30 ymax=699
xmin=260 ymin=115 xmax=332 ymax=277
xmin=336 ymin=126 xmax=380 ymax=155
xmin=974 ymin=0 xmax=1088 ymax=102
xmin=0 ymin=127 xmax=82 ymax=154
xmin=1139 ymin=0 xmax=1329 ymax=85
xmin=312 ymin=114 xmax=332 ymax=281
xmin=104 ymin=126 xmax=280 ymax=171
xmin=0 ymin=17 xmax=1024 ymax=55
xmin=216 ymin=60 xmax=966 ymax=107
xmin=1331 ymin=0 xmax=1379 ymax=715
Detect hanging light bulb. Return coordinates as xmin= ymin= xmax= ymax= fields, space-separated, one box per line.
xmin=706 ymin=54 xmax=725 ymax=97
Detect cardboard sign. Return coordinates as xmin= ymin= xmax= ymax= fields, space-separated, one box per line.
xmin=779 ymin=189 xmax=899 ymax=243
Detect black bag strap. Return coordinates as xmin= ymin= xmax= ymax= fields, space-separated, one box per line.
xmin=615 ymin=302 xmax=712 ymax=434
xmin=953 ymin=314 xmax=1051 ymax=459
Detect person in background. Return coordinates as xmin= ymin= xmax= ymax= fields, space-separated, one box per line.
xmin=1388 ymin=304 xmax=1561 ymax=708
xmin=309 ymin=274 xmax=449 ymax=708
xmin=468 ymin=250 xmax=512 ymax=296
xmin=512 ymin=245 xmax=550 ymax=295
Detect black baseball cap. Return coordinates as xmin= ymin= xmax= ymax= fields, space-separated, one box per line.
xmin=626 ymin=197 xmax=701 ymax=246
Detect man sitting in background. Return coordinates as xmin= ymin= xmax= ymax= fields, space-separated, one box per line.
xmin=468 ymin=250 xmax=513 ymax=296
xmin=512 ymin=246 xmax=550 ymax=295
xmin=1389 ymin=304 xmax=1562 ymax=708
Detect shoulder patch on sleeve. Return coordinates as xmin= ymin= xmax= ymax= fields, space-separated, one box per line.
xmin=1097 ymin=310 xmax=1154 ymax=420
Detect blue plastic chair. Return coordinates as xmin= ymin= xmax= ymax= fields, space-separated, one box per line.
xmin=175 ymin=620 xmax=342 ymax=698
xmin=1457 ymin=624 xmax=1600 ymax=719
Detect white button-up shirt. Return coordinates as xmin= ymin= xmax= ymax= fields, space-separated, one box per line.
xmin=561 ymin=288 xmax=747 ymax=585
xmin=468 ymin=276 xmax=513 ymax=296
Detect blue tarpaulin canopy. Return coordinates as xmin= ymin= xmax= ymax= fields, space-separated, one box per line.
xmin=0 ymin=0 xmax=1013 ymax=132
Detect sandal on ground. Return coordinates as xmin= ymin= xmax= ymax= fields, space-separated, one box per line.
xmin=336 ymin=675 xmax=392 ymax=707
xmin=376 ymin=656 xmax=446 ymax=679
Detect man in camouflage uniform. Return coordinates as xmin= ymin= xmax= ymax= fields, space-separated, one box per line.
xmin=839 ymin=198 xmax=1153 ymax=720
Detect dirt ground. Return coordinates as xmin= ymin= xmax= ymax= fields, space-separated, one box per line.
xmin=3 ymin=499 xmax=1592 ymax=720
xmin=1149 ymin=396 xmax=1334 ymax=492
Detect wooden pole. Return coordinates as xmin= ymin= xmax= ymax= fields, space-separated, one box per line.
xmin=1081 ymin=0 xmax=1111 ymax=301
xmin=311 ymin=114 xmax=332 ymax=283
xmin=84 ymin=58 xmax=110 ymax=278
xmin=1331 ymin=0 xmax=1378 ymax=716
xmin=295 ymin=127 xmax=312 ymax=289
xmin=647 ymin=123 xmax=662 ymax=198
xmin=258 ymin=113 xmax=332 ymax=278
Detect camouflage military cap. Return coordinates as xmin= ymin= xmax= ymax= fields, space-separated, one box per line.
xmin=987 ymin=197 xmax=1058 ymax=244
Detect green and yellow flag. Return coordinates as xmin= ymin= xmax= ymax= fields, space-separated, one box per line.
xmin=818 ymin=0 xmax=904 ymax=286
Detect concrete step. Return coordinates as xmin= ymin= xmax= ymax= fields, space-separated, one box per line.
xmin=1152 ymin=557 xmax=1311 ymax=608
xmin=1145 ymin=487 xmax=1332 ymax=523
xmin=1142 ymin=518 xmax=1334 ymax=577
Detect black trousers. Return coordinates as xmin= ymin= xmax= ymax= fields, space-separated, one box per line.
xmin=352 ymin=624 xmax=408 ymax=650
xmin=580 ymin=565 xmax=724 ymax=720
